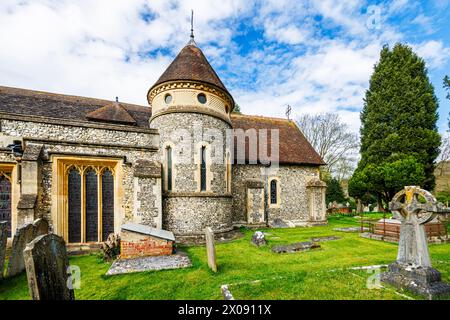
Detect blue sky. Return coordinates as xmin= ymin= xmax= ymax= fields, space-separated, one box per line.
xmin=0 ymin=0 xmax=449 ymax=134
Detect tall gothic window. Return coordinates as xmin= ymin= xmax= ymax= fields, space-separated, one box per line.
xmin=166 ymin=146 xmax=173 ymax=191
xmin=270 ymin=179 xmax=278 ymax=205
xmin=67 ymin=165 xmax=115 ymax=243
xmin=68 ymin=168 xmax=82 ymax=243
xmin=85 ymin=169 xmax=98 ymax=242
xmin=101 ymin=169 xmax=114 ymax=241
xmin=200 ymin=146 xmax=207 ymax=191
xmin=0 ymin=174 xmax=12 ymax=237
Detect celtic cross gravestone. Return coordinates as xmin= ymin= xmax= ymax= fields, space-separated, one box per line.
xmin=381 ymin=186 xmax=450 ymax=299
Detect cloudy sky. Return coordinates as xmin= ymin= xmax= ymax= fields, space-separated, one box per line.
xmin=0 ymin=0 xmax=449 ymax=134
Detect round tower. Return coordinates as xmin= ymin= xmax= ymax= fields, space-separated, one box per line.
xmin=147 ymin=39 xmax=235 ymax=239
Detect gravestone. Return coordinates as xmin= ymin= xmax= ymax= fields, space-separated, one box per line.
xmin=0 ymin=222 xmax=7 ymax=279
xmin=33 ymin=218 xmax=49 ymax=238
xmin=23 ymin=233 xmax=74 ymax=300
xmin=381 ymin=186 xmax=450 ymax=300
xmin=204 ymin=227 xmax=217 ymax=272
xmin=7 ymin=223 xmax=34 ymax=277
xmin=6 ymin=218 xmax=49 ymax=277
xmin=251 ymin=231 xmax=267 ymax=247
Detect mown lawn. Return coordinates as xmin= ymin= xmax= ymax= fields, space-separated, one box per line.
xmin=0 ymin=215 xmax=449 ymax=300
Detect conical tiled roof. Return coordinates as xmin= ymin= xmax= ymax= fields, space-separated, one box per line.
xmin=150 ymin=44 xmax=231 ymax=96
xmin=86 ymin=101 xmax=137 ymax=125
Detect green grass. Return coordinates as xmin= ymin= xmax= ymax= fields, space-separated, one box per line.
xmin=0 ymin=214 xmax=449 ymax=300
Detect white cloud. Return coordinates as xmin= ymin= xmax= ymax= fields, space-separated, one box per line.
xmin=0 ymin=0 xmax=448 ymax=137
xmin=413 ymin=40 xmax=450 ymax=69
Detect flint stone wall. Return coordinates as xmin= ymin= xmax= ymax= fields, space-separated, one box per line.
xmin=0 ymin=118 xmax=162 ymax=235
xmin=163 ymin=195 xmax=233 ymax=235
xmin=232 ymin=165 xmax=321 ymax=226
xmin=150 ymin=113 xmax=231 ymax=194
xmin=0 ymin=118 xmax=157 ymax=148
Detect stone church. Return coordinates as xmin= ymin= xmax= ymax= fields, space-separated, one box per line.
xmin=0 ymin=37 xmax=326 ymax=244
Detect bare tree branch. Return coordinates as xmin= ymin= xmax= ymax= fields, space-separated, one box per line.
xmin=296 ymin=113 xmax=359 ymax=179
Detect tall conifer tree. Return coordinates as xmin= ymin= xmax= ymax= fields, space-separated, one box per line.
xmin=349 ymin=44 xmax=440 ymax=206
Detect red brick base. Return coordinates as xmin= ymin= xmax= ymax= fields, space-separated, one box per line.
xmin=120 ymin=230 xmax=173 ymax=259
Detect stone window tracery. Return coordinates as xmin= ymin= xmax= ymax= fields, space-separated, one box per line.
xmin=65 ymin=163 xmax=115 ymax=243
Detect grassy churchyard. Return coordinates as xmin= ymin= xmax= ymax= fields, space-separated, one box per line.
xmin=1 ymin=214 xmax=449 ymax=300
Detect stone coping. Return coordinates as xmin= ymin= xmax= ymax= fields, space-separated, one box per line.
xmin=163 ymin=192 xmax=232 ymax=198
xmin=25 ymin=137 xmax=158 ymax=152
xmin=121 ymin=223 xmax=175 ymax=242
xmin=0 ymin=112 xmax=157 ymax=134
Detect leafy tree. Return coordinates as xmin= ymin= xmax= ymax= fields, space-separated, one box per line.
xmin=349 ymin=43 xmax=441 ymax=208
xmin=233 ymin=103 xmax=242 ymax=114
xmin=325 ymin=177 xmax=347 ymax=204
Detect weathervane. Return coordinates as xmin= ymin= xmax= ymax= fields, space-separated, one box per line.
xmin=188 ymin=10 xmax=196 ymax=45
xmin=285 ymin=105 xmax=292 ymax=120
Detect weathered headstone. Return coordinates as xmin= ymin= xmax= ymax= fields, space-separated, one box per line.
xmin=6 ymin=218 xmax=49 ymax=277
xmin=251 ymin=231 xmax=267 ymax=247
xmin=7 ymin=223 xmax=34 ymax=277
xmin=204 ymin=227 xmax=217 ymax=272
xmin=24 ymin=233 xmax=74 ymax=300
xmin=33 ymin=218 xmax=49 ymax=238
xmin=381 ymin=186 xmax=450 ymax=300
xmin=0 ymin=222 xmax=7 ymax=279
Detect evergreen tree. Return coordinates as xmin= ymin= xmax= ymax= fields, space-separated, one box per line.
xmin=233 ymin=104 xmax=242 ymax=114
xmin=325 ymin=177 xmax=346 ymax=204
xmin=349 ymin=43 xmax=441 ymax=206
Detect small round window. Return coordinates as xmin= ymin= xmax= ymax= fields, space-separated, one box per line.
xmin=164 ymin=94 xmax=172 ymax=104
xmin=197 ymin=93 xmax=207 ymax=104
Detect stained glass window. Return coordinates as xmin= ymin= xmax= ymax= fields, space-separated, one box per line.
xmin=0 ymin=175 xmax=11 ymax=237
xmin=201 ymin=146 xmax=206 ymax=191
xmin=270 ymin=180 xmax=277 ymax=204
xmin=85 ymin=169 xmax=98 ymax=242
xmin=68 ymin=168 xmax=82 ymax=243
xmin=102 ymin=169 xmax=114 ymax=241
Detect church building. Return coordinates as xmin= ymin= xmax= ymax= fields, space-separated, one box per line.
xmin=0 ymin=35 xmax=326 ymax=244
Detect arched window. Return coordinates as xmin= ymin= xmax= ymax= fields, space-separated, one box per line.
xmin=166 ymin=146 xmax=173 ymax=191
xmin=0 ymin=174 xmax=12 ymax=237
xmin=200 ymin=146 xmax=207 ymax=191
xmin=101 ymin=169 xmax=114 ymax=241
xmin=226 ymin=152 xmax=231 ymax=193
xmin=65 ymin=163 xmax=115 ymax=244
xmin=85 ymin=168 xmax=98 ymax=243
xmin=68 ymin=168 xmax=82 ymax=243
xmin=270 ymin=179 xmax=278 ymax=205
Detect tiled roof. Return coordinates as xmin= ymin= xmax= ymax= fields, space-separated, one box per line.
xmin=0 ymin=86 xmax=151 ymax=128
xmin=0 ymin=86 xmax=324 ymax=166
xmin=86 ymin=101 xmax=137 ymax=125
xmin=150 ymin=44 xmax=231 ymax=96
xmin=231 ymin=114 xmax=325 ymax=166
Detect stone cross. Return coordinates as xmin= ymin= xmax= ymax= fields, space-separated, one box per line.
xmin=381 ymin=186 xmax=450 ymax=299
xmin=23 ymin=233 xmax=75 ymax=300
xmin=204 ymin=227 xmax=217 ymax=272
xmin=389 ymin=186 xmax=448 ymax=267
xmin=0 ymin=222 xmax=7 ymax=280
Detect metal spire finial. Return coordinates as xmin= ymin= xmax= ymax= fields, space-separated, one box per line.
xmin=286 ymin=104 xmax=292 ymax=120
xmin=188 ymin=10 xmax=196 ymax=45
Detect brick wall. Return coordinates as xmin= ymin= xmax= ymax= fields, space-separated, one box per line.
xmin=120 ymin=230 xmax=173 ymax=259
